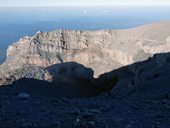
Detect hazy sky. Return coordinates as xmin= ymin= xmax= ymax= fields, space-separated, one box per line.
xmin=1 ymin=0 xmax=170 ymax=7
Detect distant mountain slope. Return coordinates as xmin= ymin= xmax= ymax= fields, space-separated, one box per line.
xmin=119 ymin=20 xmax=170 ymax=41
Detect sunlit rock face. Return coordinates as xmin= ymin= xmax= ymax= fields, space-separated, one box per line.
xmin=0 ymin=21 xmax=170 ymax=85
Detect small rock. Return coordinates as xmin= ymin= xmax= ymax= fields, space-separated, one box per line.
xmin=73 ymin=118 xmax=81 ymax=127
xmin=81 ymin=112 xmax=96 ymax=120
xmin=87 ymin=121 xmax=96 ymax=127
xmin=87 ymin=109 xmax=102 ymax=115
xmin=99 ymin=105 xmax=112 ymax=112
xmin=17 ymin=93 xmax=30 ymax=99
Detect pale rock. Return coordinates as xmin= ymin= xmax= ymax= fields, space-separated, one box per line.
xmin=1 ymin=21 xmax=170 ymax=85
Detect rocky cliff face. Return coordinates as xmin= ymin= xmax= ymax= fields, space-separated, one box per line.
xmin=0 ymin=21 xmax=170 ymax=85
xmin=1 ymin=21 xmax=170 ymax=128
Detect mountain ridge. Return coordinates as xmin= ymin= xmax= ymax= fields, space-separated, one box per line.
xmin=0 ymin=20 xmax=170 ymax=85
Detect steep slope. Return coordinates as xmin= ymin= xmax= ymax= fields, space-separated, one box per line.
xmin=0 ymin=21 xmax=170 ymax=85
xmin=0 ymin=53 xmax=170 ymax=128
xmin=98 ymin=52 xmax=170 ymax=96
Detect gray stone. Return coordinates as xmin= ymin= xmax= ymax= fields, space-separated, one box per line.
xmin=87 ymin=121 xmax=96 ymax=127
xmin=17 ymin=93 xmax=30 ymax=99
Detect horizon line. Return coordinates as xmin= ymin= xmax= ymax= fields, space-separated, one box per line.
xmin=0 ymin=5 xmax=170 ymax=7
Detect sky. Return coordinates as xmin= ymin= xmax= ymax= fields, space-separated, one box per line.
xmin=0 ymin=0 xmax=170 ymax=7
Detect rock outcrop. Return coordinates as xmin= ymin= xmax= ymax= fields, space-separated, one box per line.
xmin=0 ymin=21 xmax=170 ymax=85
xmin=1 ymin=21 xmax=170 ymax=127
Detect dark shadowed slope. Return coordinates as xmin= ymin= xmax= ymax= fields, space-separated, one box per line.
xmin=98 ymin=52 xmax=170 ymax=97
xmin=46 ymin=62 xmax=100 ymax=97
xmin=0 ymin=52 xmax=170 ymax=127
xmin=0 ymin=78 xmax=74 ymax=98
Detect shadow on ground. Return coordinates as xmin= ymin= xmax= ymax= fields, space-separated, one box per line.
xmin=1 ymin=52 xmax=170 ymax=99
